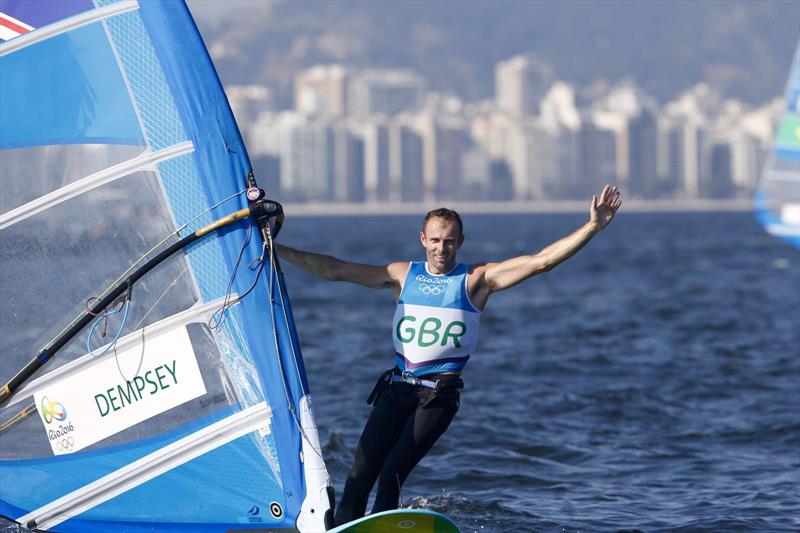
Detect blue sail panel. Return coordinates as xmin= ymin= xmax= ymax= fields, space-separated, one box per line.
xmin=0 ymin=0 xmax=330 ymax=531
xmin=0 ymin=409 xmax=238 ymax=513
xmin=86 ymin=437 xmax=285 ymax=525
xmin=0 ymin=21 xmax=145 ymax=148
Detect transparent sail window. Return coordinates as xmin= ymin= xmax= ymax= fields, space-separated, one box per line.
xmin=0 ymin=144 xmax=147 ymax=213
xmin=0 ymin=170 xmax=197 ymax=382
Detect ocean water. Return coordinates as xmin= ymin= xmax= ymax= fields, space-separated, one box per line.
xmin=280 ymin=211 xmax=800 ymax=533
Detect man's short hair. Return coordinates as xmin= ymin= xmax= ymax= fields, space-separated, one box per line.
xmin=423 ymin=208 xmax=463 ymax=236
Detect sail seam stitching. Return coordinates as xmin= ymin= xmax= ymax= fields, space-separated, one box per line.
xmin=0 ymin=0 xmax=139 ymax=56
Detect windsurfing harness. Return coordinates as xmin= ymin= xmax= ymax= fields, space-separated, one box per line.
xmin=392 ymin=262 xmax=481 ymax=376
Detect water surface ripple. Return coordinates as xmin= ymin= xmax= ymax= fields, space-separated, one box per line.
xmin=285 ymin=212 xmax=799 ymax=532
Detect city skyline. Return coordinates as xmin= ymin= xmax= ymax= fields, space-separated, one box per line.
xmin=225 ymin=56 xmax=784 ymax=206
xmin=185 ymin=1 xmax=797 ymax=207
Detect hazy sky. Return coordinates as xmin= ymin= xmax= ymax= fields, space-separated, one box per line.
xmin=186 ymin=0 xmax=800 ymax=105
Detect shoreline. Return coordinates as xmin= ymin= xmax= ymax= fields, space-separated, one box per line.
xmin=281 ymin=198 xmax=754 ymax=216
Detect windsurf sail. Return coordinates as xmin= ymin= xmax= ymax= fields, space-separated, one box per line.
xmin=0 ymin=1 xmax=332 ymax=531
xmin=755 ymin=40 xmax=800 ymax=249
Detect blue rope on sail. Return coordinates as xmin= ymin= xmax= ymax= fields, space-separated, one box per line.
xmin=86 ymin=298 xmax=131 ymax=358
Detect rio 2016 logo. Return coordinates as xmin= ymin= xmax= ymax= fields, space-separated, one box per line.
xmin=41 ymin=396 xmax=67 ymax=424
xmin=416 ymin=274 xmax=452 ymax=285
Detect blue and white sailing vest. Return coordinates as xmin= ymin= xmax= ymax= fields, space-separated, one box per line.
xmin=392 ymin=262 xmax=481 ymax=376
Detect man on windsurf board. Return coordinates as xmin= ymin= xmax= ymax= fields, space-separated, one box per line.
xmin=277 ymin=185 xmax=622 ymax=526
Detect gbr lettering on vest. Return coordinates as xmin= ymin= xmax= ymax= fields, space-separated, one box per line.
xmin=392 ymin=262 xmax=481 ymax=376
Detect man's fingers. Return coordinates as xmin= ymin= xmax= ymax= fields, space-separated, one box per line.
xmin=600 ymin=184 xmax=610 ymax=203
xmin=596 ymin=185 xmax=622 ymax=214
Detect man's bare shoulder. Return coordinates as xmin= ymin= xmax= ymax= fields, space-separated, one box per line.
xmin=387 ymin=261 xmax=411 ymax=281
xmin=467 ymin=262 xmax=495 ymax=276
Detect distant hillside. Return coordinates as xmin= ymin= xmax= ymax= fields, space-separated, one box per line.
xmin=189 ymin=0 xmax=799 ymax=107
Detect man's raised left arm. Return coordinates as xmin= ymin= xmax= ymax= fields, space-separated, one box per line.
xmin=476 ymin=185 xmax=622 ymax=298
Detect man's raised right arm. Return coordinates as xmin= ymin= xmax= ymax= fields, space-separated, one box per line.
xmin=276 ymin=244 xmax=406 ymax=290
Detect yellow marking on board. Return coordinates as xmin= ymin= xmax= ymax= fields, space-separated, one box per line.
xmin=332 ymin=510 xmax=458 ymax=532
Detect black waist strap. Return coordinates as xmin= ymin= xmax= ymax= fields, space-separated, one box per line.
xmin=392 ymin=368 xmax=463 ymax=391
xmin=367 ymin=368 xmax=464 ymax=405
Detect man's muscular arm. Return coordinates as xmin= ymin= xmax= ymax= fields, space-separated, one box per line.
xmin=276 ymin=244 xmax=407 ymax=291
xmin=470 ymin=185 xmax=621 ymax=307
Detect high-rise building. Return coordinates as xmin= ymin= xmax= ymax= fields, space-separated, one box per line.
xmin=656 ymin=115 xmax=683 ymax=197
xmin=660 ymin=109 xmax=711 ymax=199
xmin=329 ymin=124 xmax=365 ymax=202
xmin=728 ymin=131 xmax=765 ymax=195
xmin=709 ymin=142 xmax=734 ymax=198
xmin=592 ymin=110 xmax=632 ymax=192
xmin=579 ymin=114 xmax=617 ymax=195
xmin=495 ymin=55 xmax=553 ymax=119
xmin=505 ymin=120 xmax=557 ymax=200
xmin=258 ymin=112 xmax=331 ymax=201
xmin=248 ymin=111 xmax=280 ymax=157
xmin=589 ymin=82 xmax=660 ymax=196
xmin=360 ymin=120 xmax=391 ymax=202
xmin=627 ymin=109 xmax=659 ymax=198
xmin=468 ymin=104 xmax=514 ymax=162
xmin=488 ymin=160 xmax=515 ymax=201
xmin=225 ymin=85 xmax=274 ymax=138
xmin=461 ymin=146 xmax=491 ymax=199
xmin=660 ymin=87 xmax=719 ymax=199
xmin=686 ymin=122 xmax=710 ymax=198
xmin=714 ymin=98 xmax=776 ymax=196
xmin=410 ymin=112 xmax=470 ymax=201
xmin=283 ymin=122 xmax=330 ymax=201
xmin=348 ymin=69 xmax=425 ymax=119
xmin=433 ymin=117 xmax=469 ymax=201
xmin=248 ymin=111 xmax=364 ymax=202
xmin=539 ymin=82 xmax=582 ymax=197
xmin=541 ymin=82 xmax=581 ymax=131
xmin=388 ymin=121 xmax=424 ymax=202
xmin=294 ymin=64 xmax=349 ymax=118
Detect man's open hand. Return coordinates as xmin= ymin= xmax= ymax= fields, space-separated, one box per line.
xmin=590 ymin=185 xmax=622 ymax=229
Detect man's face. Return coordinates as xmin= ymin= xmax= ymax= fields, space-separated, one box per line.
xmin=420 ymin=217 xmax=463 ymax=274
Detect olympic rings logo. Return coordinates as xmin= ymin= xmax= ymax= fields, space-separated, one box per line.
xmin=419 ymin=284 xmax=445 ymax=295
xmin=41 ymin=396 xmax=67 ymax=424
xmin=57 ymin=437 xmax=75 ymax=452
